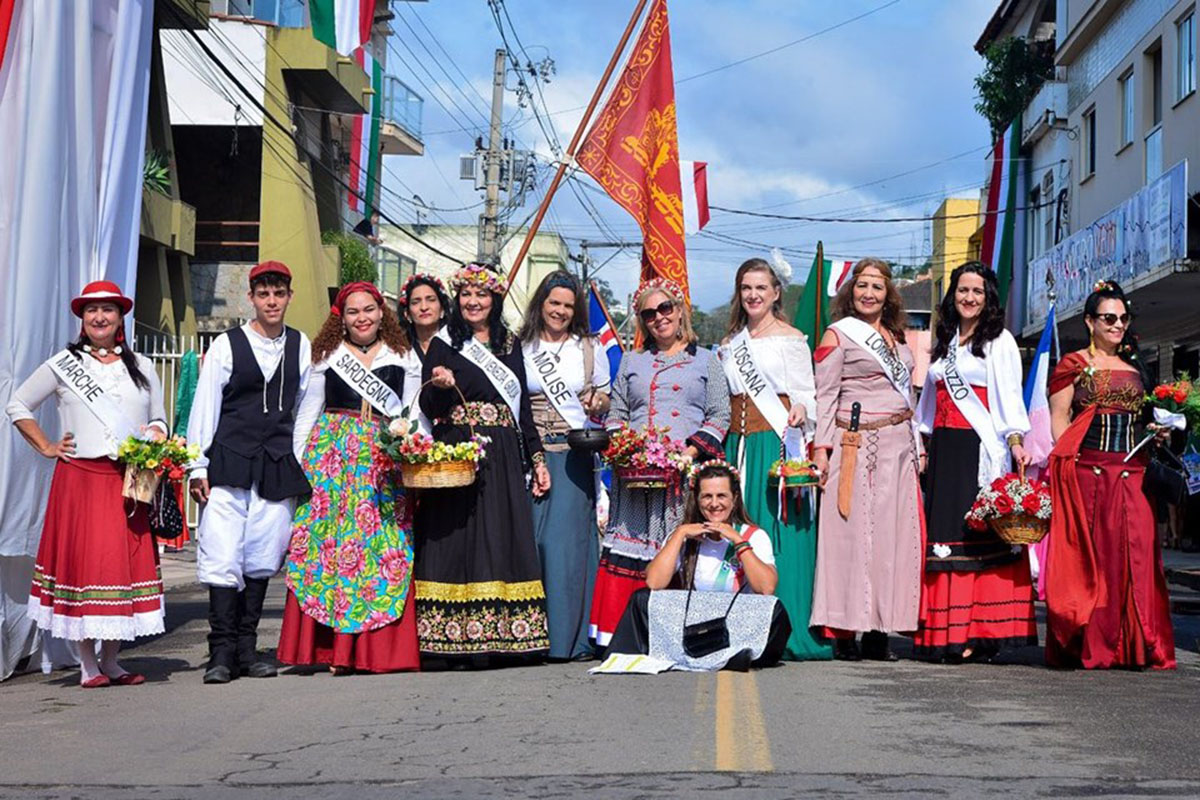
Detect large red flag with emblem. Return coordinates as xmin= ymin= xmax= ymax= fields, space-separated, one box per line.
xmin=577 ymin=0 xmax=688 ymax=299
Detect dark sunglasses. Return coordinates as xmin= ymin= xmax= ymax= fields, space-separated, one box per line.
xmin=639 ymin=299 xmax=676 ymax=324
xmin=1090 ymin=312 xmax=1131 ymax=326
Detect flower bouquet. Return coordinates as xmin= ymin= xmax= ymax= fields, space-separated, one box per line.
xmin=964 ymin=468 xmax=1051 ymax=546
xmin=116 ymin=435 xmax=199 ymax=504
xmin=379 ymin=415 xmax=490 ymax=489
xmin=601 ymin=424 xmax=690 ymax=490
xmin=1147 ymin=377 xmax=1200 ymax=432
xmin=767 ymin=457 xmax=821 ymax=488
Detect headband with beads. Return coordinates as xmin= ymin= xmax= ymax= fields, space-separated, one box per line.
xmin=450 ymin=263 xmax=507 ymax=296
xmin=633 ymin=277 xmax=685 ymax=312
xmin=399 ymin=272 xmax=447 ymax=305
xmin=687 ymin=458 xmax=741 ymax=489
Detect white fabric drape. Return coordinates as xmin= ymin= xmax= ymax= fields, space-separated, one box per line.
xmin=0 ymin=0 xmax=154 ymax=679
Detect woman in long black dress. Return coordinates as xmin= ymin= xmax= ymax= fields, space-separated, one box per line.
xmin=415 ymin=263 xmax=551 ymax=660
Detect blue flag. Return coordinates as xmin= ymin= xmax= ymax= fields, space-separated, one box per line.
xmin=589 ymin=286 xmax=623 ymax=384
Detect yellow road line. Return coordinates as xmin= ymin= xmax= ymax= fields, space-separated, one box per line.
xmin=714 ymin=671 xmax=773 ymax=772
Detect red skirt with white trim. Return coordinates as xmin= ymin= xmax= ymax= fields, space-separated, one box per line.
xmin=28 ymin=458 xmax=165 ymax=641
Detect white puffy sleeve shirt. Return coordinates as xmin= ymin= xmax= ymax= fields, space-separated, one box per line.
xmin=720 ymin=334 xmax=817 ymax=428
xmin=916 ymin=329 xmax=1029 ymax=441
xmin=5 ymin=353 xmax=168 ymax=459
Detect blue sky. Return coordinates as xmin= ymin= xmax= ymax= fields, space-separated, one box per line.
xmin=379 ymin=0 xmax=1000 ymax=310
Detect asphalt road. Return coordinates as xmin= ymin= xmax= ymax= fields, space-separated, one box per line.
xmin=2 ymin=578 xmax=1200 ymax=799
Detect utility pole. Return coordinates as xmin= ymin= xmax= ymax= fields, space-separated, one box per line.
xmin=478 ymin=49 xmax=507 ymax=264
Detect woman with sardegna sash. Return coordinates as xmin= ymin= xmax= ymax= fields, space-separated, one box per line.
xmin=1045 ymin=281 xmax=1175 ymax=670
xmin=5 ymin=282 xmax=167 ymax=688
xmin=277 ymin=282 xmax=422 ymax=674
xmin=717 ymin=258 xmax=831 ymax=661
xmin=810 ymin=259 xmax=923 ymax=662
xmin=588 ymin=277 xmax=730 ymax=650
xmin=416 ymin=263 xmax=551 ymax=661
xmin=911 ymin=262 xmax=1036 ymax=663
xmin=518 ymin=271 xmax=611 ymax=661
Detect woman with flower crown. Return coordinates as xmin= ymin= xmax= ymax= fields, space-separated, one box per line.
xmin=1045 ymin=280 xmax=1175 ymax=669
xmin=588 ymin=277 xmax=730 ymax=651
xmin=415 ymin=263 xmax=551 ymax=663
xmin=276 ymin=282 xmax=423 ymax=675
xmin=717 ymin=257 xmax=831 ymax=661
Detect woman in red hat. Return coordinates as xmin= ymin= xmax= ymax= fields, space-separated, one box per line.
xmin=5 ymin=281 xmax=168 ymax=688
xmin=277 ymin=281 xmax=423 ymax=674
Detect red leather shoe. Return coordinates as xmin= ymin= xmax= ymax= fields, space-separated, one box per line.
xmin=81 ymin=675 xmax=111 ymax=689
xmin=109 ymin=672 xmax=145 ymax=686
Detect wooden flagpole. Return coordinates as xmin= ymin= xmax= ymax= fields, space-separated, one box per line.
xmin=504 ymin=0 xmax=650 ymax=288
xmin=814 ymin=240 xmax=825 ymax=339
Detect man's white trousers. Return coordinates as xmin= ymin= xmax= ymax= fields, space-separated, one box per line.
xmin=196 ymin=484 xmax=294 ymax=590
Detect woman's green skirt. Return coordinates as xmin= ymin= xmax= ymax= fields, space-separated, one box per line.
xmin=726 ymin=430 xmax=832 ymax=661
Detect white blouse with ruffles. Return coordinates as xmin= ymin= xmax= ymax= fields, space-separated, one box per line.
xmin=718 ymin=333 xmax=817 ymax=423
xmin=6 ymin=354 xmax=168 ymax=459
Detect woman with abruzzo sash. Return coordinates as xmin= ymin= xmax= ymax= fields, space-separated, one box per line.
xmin=810 ymin=259 xmax=923 ymax=662
xmin=718 ymin=258 xmax=831 ymax=661
xmin=5 ymin=282 xmax=167 ymax=688
xmin=519 ymin=272 xmax=611 ymax=661
xmin=912 ymin=262 xmax=1037 ymax=663
xmin=415 ymin=264 xmax=551 ymax=661
xmin=277 ymin=282 xmax=422 ymax=674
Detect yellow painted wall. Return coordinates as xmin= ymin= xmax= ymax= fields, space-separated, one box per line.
xmin=929 ymin=197 xmax=981 ymax=319
xmin=256 ymin=32 xmax=342 ymax=338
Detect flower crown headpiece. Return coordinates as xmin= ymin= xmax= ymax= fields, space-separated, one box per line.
xmin=633 ymin=277 xmax=685 ymax=312
xmin=450 ymin=263 xmax=507 ymax=296
xmin=1093 ymin=279 xmax=1116 ymax=293
xmin=687 ymin=458 xmax=741 ymax=489
xmin=398 ymin=272 xmax=446 ymax=305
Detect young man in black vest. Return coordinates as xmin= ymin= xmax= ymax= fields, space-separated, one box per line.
xmin=186 ymin=262 xmax=313 ymax=684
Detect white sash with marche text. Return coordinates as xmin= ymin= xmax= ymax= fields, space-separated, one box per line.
xmin=45 ymin=349 xmax=139 ymax=443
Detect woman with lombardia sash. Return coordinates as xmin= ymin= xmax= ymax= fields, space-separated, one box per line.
xmin=1045 ymin=281 xmax=1174 ymax=670
xmin=519 ymin=271 xmax=611 ymax=661
xmin=588 ymin=277 xmax=730 ymax=651
xmin=5 ymin=282 xmax=167 ymax=687
xmin=277 ymin=282 xmax=422 ymax=674
xmin=912 ymin=262 xmax=1036 ymax=663
xmin=416 ymin=263 xmax=550 ymax=662
xmin=810 ymin=258 xmax=923 ymax=662
xmin=717 ymin=258 xmax=831 ymax=661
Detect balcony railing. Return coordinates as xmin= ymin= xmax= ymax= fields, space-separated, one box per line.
xmin=1021 ymin=80 xmax=1067 ymax=146
xmin=381 ymin=75 xmax=423 ymax=140
xmin=211 ymin=0 xmax=308 ymax=27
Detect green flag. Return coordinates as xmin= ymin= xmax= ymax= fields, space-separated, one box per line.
xmin=792 ymin=242 xmax=828 ymax=344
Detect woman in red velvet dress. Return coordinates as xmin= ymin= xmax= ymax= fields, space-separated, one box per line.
xmin=1045 ymin=280 xmax=1175 ymax=670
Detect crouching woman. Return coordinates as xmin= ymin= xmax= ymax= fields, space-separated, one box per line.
xmin=606 ymin=461 xmax=791 ymax=670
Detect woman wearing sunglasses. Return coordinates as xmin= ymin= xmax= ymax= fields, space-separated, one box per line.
xmin=1044 ymin=280 xmax=1175 ymax=669
xmin=588 ymin=278 xmax=730 ymax=651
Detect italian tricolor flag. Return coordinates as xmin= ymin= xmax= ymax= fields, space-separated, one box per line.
xmin=347 ymin=46 xmax=382 ymax=214
xmin=309 ymin=0 xmax=373 ymax=56
xmin=792 ymin=242 xmax=855 ymax=344
xmin=981 ymin=116 xmax=1020 ymax=305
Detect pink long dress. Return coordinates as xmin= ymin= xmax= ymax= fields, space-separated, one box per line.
xmin=809 ymin=328 xmax=924 ymax=634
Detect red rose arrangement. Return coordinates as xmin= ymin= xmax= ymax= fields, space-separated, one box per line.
xmin=1146 ymin=377 xmax=1200 ymax=433
xmin=964 ymin=471 xmax=1051 ymax=532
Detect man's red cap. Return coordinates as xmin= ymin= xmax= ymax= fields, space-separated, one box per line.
xmin=248 ymin=261 xmax=292 ymax=284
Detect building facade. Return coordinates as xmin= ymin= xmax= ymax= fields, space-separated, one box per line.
xmin=978 ymin=0 xmax=1199 ymax=379
xmin=378 ymin=224 xmax=569 ymax=329
xmin=161 ymin=0 xmax=424 ymax=335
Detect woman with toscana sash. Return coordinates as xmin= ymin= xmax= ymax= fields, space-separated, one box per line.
xmin=809 ymin=258 xmax=923 ymax=661
xmin=912 ymin=262 xmax=1036 ymax=663
xmin=1045 ymin=280 xmax=1174 ymax=670
xmin=416 ymin=263 xmax=550 ymax=661
xmin=5 ymin=281 xmax=167 ymax=687
xmin=277 ymin=282 xmax=422 ymax=674
xmin=518 ymin=271 xmax=610 ymax=661
xmin=718 ymin=258 xmax=831 ymax=661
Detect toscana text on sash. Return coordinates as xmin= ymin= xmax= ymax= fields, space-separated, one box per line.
xmin=731 ymin=339 xmax=768 ymax=395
